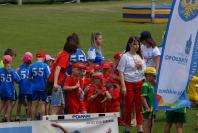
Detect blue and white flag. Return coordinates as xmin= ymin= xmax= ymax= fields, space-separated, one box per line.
xmin=155 ymin=0 xmax=198 ymax=110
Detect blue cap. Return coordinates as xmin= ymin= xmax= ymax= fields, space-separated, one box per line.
xmin=140 ymin=31 xmax=152 ymax=41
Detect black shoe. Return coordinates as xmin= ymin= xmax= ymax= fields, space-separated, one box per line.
xmin=2 ymin=117 xmax=7 ymax=122
xmin=137 ymin=131 xmax=144 ymax=133
xmin=123 ymin=129 xmax=130 ymax=133
xmin=153 ymin=114 xmax=156 ymax=119
xmin=25 ymin=108 xmax=28 ymax=115
xmin=36 ymin=112 xmax=41 ymax=120
xmin=15 ymin=118 xmax=20 ymax=121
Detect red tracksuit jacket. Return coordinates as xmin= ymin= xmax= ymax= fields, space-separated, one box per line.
xmin=104 ymin=85 xmax=120 ymax=112
xmin=87 ymin=84 xmax=106 ymax=113
xmin=64 ymin=76 xmax=86 ymax=114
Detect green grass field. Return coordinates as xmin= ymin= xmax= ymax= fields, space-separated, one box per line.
xmin=0 ymin=0 xmax=197 ymax=132
xmin=0 ymin=0 xmax=172 ymax=67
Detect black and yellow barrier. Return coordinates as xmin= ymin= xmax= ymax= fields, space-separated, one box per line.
xmin=123 ymin=5 xmax=171 ymax=24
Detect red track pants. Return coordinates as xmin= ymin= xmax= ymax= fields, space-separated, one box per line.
xmin=123 ymin=81 xmax=143 ymax=125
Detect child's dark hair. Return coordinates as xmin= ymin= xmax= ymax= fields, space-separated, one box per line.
xmin=71 ymin=33 xmax=80 ymax=48
xmin=3 ymin=48 xmax=16 ymax=57
xmin=63 ymin=34 xmax=79 ymax=53
xmin=125 ymin=36 xmax=143 ymax=59
xmin=140 ymin=31 xmax=157 ymax=48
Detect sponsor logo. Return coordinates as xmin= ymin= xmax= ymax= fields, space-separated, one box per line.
xmin=164 ymin=54 xmax=188 ymax=65
xmin=72 ymin=114 xmax=91 ymax=119
xmin=86 ymin=119 xmax=114 ymax=125
xmin=164 ymin=35 xmax=193 ymax=65
xmin=178 ymin=0 xmax=198 ymax=22
xmin=185 ymin=34 xmax=192 ymax=54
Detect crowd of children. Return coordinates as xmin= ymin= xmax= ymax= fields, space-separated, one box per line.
xmin=0 ymin=31 xmax=191 ymax=133
xmin=0 ymin=47 xmax=123 ymax=122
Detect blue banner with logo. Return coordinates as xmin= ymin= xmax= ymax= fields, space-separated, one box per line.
xmin=155 ymin=0 xmax=198 ymax=110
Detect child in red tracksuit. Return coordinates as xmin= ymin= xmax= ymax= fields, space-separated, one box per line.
xmin=85 ymin=66 xmax=95 ymax=79
xmin=93 ymin=64 xmax=102 ymax=73
xmin=102 ymin=77 xmax=120 ymax=113
xmin=82 ymin=66 xmax=95 ymax=111
xmin=76 ymin=63 xmax=93 ymax=111
xmin=63 ymin=63 xmax=86 ymax=114
xmin=78 ymin=63 xmax=92 ymax=91
xmin=104 ymin=60 xmax=114 ymax=68
xmin=113 ymin=52 xmax=122 ymax=78
xmin=102 ymin=63 xmax=112 ymax=79
xmin=88 ymin=72 xmax=106 ymax=113
xmin=113 ymin=52 xmax=124 ymax=125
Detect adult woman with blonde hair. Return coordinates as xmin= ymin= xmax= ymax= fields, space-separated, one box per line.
xmin=87 ymin=32 xmax=104 ymax=65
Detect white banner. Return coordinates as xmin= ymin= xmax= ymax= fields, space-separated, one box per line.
xmin=155 ymin=0 xmax=198 ymax=110
xmin=0 ymin=113 xmax=119 ymax=133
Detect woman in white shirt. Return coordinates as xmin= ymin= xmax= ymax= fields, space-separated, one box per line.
xmin=140 ymin=31 xmax=161 ymax=71
xmin=117 ymin=36 xmax=145 ymax=133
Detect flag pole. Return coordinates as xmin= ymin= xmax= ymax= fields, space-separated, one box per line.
xmin=17 ymin=0 xmax=22 ymax=5
xmin=151 ymin=0 xmax=155 ymax=23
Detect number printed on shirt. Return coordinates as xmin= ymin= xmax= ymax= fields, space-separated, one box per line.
xmin=32 ymin=68 xmax=44 ymax=76
xmin=0 ymin=74 xmax=5 ymax=82
xmin=20 ymin=71 xmax=27 ymax=79
xmin=0 ymin=74 xmax=12 ymax=83
xmin=6 ymin=74 xmax=12 ymax=82
xmin=71 ymin=55 xmax=85 ymax=62
xmin=79 ymin=55 xmax=85 ymax=62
